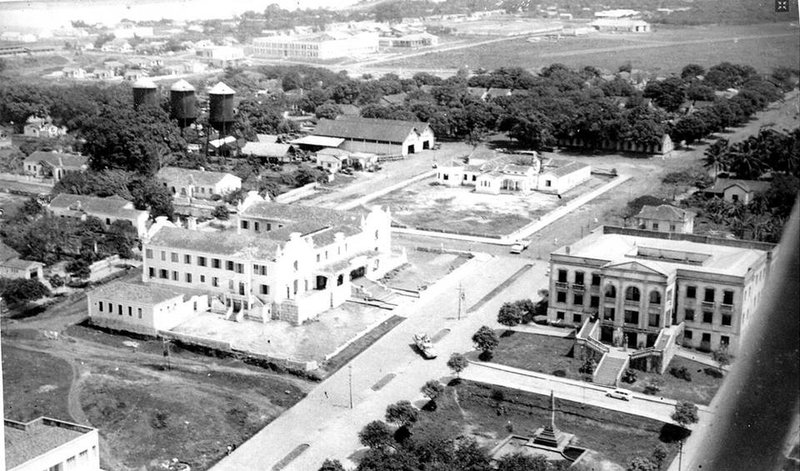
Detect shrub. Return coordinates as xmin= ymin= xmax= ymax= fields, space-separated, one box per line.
xmin=669 ymin=366 xmax=692 ymax=382
xmin=704 ymin=367 xmax=724 ymax=378
xmin=48 ymin=274 xmax=65 ymax=288
xmin=552 ymin=369 xmax=566 ymax=377
xmin=491 ymin=389 xmax=505 ymax=402
xmin=579 ymin=357 xmax=597 ymax=375
xmin=643 ymin=379 xmax=663 ymax=395
xmin=622 ymin=368 xmax=638 ymax=384
xmin=212 ymin=204 xmax=230 ymax=220
xmin=151 ymin=410 xmax=170 ymax=429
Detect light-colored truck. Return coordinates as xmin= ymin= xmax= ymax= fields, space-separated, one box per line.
xmin=412 ymin=333 xmax=438 ymax=359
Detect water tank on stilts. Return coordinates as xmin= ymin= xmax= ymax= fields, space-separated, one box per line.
xmin=170 ymin=79 xmax=198 ymax=128
xmin=132 ymin=78 xmax=158 ymax=110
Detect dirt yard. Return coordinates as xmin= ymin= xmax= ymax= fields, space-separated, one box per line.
xmin=372 ymin=175 xmax=607 ymax=237
xmin=1 ymin=295 xmax=313 ymax=471
xmin=379 ymin=248 xmax=472 ymax=292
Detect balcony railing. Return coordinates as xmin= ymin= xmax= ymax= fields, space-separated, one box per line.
xmin=720 ymin=303 xmax=734 ymax=313
xmin=624 ymin=299 xmax=640 ymax=307
xmin=555 ymin=281 xmax=569 ymax=290
xmin=702 ymin=301 xmax=716 ymax=309
xmin=572 ymin=283 xmax=585 ymax=293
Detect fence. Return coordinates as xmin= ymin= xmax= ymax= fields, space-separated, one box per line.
xmin=0 ymin=172 xmax=54 ymax=186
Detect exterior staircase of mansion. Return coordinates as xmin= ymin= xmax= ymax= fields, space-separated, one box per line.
xmin=576 ymin=318 xmax=684 ymax=387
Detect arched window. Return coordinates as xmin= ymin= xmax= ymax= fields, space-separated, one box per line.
xmin=605 ymin=284 xmax=616 ymax=298
xmin=625 ymin=286 xmax=641 ymax=302
xmin=649 ymin=290 xmax=662 ymax=305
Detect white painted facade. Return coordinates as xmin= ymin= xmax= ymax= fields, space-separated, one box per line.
xmin=5 ymin=418 xmax=100 ymax=471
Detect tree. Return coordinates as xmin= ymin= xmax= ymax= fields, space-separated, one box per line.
xmin=711 ymin=346 xmax=731 ymax=373
xmin=318 ymin=459 xmax=345 ymax=471
xmin=315 ymin=103 xmax=341 ymax=120
xmin=421 ymin=380 xmax=444 ymax=409
xmin=385 ymin=401 xmax=418 ymax=427
xmin=702 ymin=138 xmax=730 ymax=181
xmin=472 ymin=326 xmax=499 ymax=360
xmin=496 ymin=451 xmax=549 ymax=471
xmin=212 ymin=204 xmax=230 ymax=220
xmin=497 ymin=301 xmax=523 ymax=326
xmin=0 ymin=278 xmax=51 ymax=305
xmin=358 ymin=420 xmax=395 ymax=449
xmin=671 ymin=401 xmax=699 ymax=428
xmin=130 ymin=177 xmax=174 ymax=220
xmin=626 ymin=457 xmax=658 ymax=471
xmin=681 ymin=64 xmax=705 ymax=80
xmin=447 ymin=353 xmax=468 ymax=379
xmin=643 ymin=77 xmax=685 ymax=112
xmin=652 ymin=445 xmax=668 ymax=470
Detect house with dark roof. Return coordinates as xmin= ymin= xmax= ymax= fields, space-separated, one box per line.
xmin=310 ymin=116 xmax=434 ymax=156
xmin=132 ymin=194 xmax=403 ymax=326
xmin=635 ymin=204 xmax=695 ymax=234
xmin=704 ymin=179 xmax=770 ymax=205
xmin=4 ymin=417 xmax=100 ymax=471
xmin=157 ymin=166 xmax=241 ymax=200
xmin=22 ymin=151 xmax=87 ymax=182
xmin=48 ymin=194 xmax=150 ymax=237
xmin=0 ymin=241 xmax=43 ymax=281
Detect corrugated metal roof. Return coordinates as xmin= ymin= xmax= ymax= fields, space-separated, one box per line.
xmin=24 ymin=151 xmax=87 ymax=169
xmin=312 ymin=116 xmax=430 ymax=143
xmin=241 ymin=142 xmax=292 ymax=158
xmin=636 ymin=204 xmax=693 ymax=221
xmin=157 ymin=166 xmax=240 ymax=187
xmin=290 ymin=135 xmax=345 ymax=147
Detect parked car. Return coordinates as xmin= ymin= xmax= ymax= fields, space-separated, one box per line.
xmin=510 ymin=239 xmax=531 ymax=254
xmin=606 ymin=388 xmax=632 ymax=401
xmin=412 ymin=333 xmax=438 ymax=359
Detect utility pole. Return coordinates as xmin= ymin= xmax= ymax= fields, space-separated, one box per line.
xmin=162 ymin=338 xmax=171 ymax=370
xmin=348 ymin=364 xmax=353 ymax=409
xmin=457 ymin=283 xmax=465 ymax=320
xmin=678 ymin=439 xmax=684 ymax=471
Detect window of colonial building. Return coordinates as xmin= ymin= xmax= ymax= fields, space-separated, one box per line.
xmin=185 ymin=273 xmax=192 ymax=283
xmin=605 ymin=284 xmax=616 ymax=298
xmin=198 ymin=256 xmax=207 ymax=267
xmin=685 ymin=309 xmax=695 ymax=321
xmin=625 ymin=286 xmax=640 ymax=302
xmin=184 ymin=254 xmax=191 ymax=264
xmin=704 ymin=288 xmax=715 ymax=303
xmin=703 ymin=311 xmax=713 ymax=323
xmin=590 ymin=296 xmax=599 ymax=308
xmin=624 ymin=310 xmax=639 ymax=324
xmin=556 ymin=311 xmax=565 ymax=320
xmin=200 ymin=275 xmax=205 ymax=283
xmin=557 ymin=269 xmax=568 ymax=283
xmin=685 ymin=329 xmax=693 ymax=340
xmin=161 ymin=251 xmax=166 ymax=261
xmin=159 ymin=269 xmax=168 ymax=279
xmin=148 ymin=267 xmax=155 ymax=278
xmin=653 ymin=223 xmax=659 ymax=230
xmin=556 ymin=291 xmax=567 ymax=303
xmin=212 ymin=277 xmax=219 ymax=287
xmin=241 ymin=220 xmax=249 ymax=230
xmin=260 ymin=284 xmax=269 ymax=295
xmin=146 ymin=249 xmax=153 ymax=259
xmin=573 ymin=313 xmax=582 ymax=323
xmin=686 ymin=286 xmax=696 ymax=298
xmin=171 ymin=252 xmax=178 ymax=262
xmin=603 ymin=307 xmax=615 ymax=320
xmin=722 ymin=314 xmax=732 ymax=326
xmin=723 ymin=290 xmax=734 ymax=305
xmin=720 ymin=335 xmax=730 ymax=346
xmin=649 ymin=313 xmax=660 ymax=327
xmin=591 ymin=274 xmax=601 ymax=286
xmin=649 ymin=290 xmax=661 ymax=305
xmin=99 ymin=302 xmax=104 ymax=312
xmin=212 ymin=258 xmax=221 ymax=269
xmin=574 ymin=271 xmax=584 ymax=285
xmin=573 ymin=293 xmax=583 ymax=306
xmin=226 ymin=260 xmax=234 ymax=271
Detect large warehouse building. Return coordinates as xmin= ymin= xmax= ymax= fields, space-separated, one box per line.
xmin=310 ymin=116 xmax=435 ymax=156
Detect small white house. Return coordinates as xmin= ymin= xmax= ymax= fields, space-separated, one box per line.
xmin=157 ymin=166 xmax=242 ymax=199
xmin=537 ymin=160 xmax=591 ymax=195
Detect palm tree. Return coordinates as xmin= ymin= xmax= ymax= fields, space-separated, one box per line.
xmin=727 ymin=138 xmax=768 ymax=180
xmin=703 ymin=138 xmax=730 ymax=181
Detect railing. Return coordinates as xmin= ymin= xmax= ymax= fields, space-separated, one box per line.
xmin=572 ymin=283 xmax=585 ymax=293
xmin=624 ymin=299 xmax=640 ymax=307
xmin=720 ymin=303 xmax=734 ymax=313
xmin=589 ymin=285 xmax=600 ymax=294
xmin=555 ymin=281 xmax=569 ymax=290
xmin=585 ymin=336 xmax=610 ymax=354
xmin=702 ymin=301 xmax=715 ymax=309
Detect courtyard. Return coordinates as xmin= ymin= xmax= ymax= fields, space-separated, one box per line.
xmin=372 ymin=175 xmax=609 ymax=238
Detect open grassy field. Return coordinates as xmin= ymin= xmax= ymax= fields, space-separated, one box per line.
xmin=1 ymin=342 xmax=73 ymax=422
xmin=422 ymin=380 xmax=679 ymax=468
xmin=377 ymin=23 xmax=799 ymax=73
xmin=480 ymin=330 xmax=723 ymax=405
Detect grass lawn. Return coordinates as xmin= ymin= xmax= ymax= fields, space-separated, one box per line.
xmin=628 ymin=356 xmax=724 ymax=405
xmin=380 ymin=249 xmax=472 ymax=291
xmin=481 ymin=331 xmax=724 ymax=404
xmin=423 ymin=380 xmax=679 ymax=468
xmin=1 ymin=343 xmax=73 ymax=422
xmin=469 ymin=330 xmax=586 ymax=380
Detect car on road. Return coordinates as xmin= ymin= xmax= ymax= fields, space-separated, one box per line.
xmin=412 ymin=333 xmax=438 ymax=359
xmin=606 ymin=388 xmax=632 ymax=401
xmin=510 ymin=239 xmax=531 ymax=254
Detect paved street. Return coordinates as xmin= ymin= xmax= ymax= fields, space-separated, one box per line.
xmin=211 ymin=255 xmax=544 ymax=470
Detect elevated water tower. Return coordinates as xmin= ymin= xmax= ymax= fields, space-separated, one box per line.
xmin=132 ymin=77 xmax=158 ymax=110
xmin=170 ymin=79 xmax=198 ymax=128
xmin=208 ymin=81 xmax=235 ymax=136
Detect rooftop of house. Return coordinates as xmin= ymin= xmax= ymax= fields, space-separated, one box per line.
xmin=313 ymin=116 xmax=430 ymax=143
xmin=149 ymin=226 xmax=282 ymax=259
xmin=636 ymin=204 xmax=694 ymax=221
xmin=0 ymin=240 xmax=21 ymax=262
xmin=240 ymin=200 xmax=365 ymax=238
xmin=157 ymin=166 xmax=240 ymax=187
xmin=24 ymin=151 xmax=87 ymax=169
xmin=542 ymin=160 xmax=590 ymax=177
xmin=4 ymin=417 xmax=95 ymax=469
xmin=89 ymin=280 xmax=189 ymax=304
xmin=552 ymin=227 xmax=767 ymax=278
xmin=707 ymin=178 xmax=771 ymax=194
xmin=240 ymin=142 xmax=293 ymax=158
xmin=49 ymin=193 xmax=147 ymax=219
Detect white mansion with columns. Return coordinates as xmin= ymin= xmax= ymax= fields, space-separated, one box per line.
xmin=548 ymin=226 xmax=774 ymax=356
xmin=88 ymin=193 xmax=404 ymax=333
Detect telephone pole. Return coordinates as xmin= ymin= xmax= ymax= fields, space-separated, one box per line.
xmin=457 ymin=283 xmax=465 ymax=320
xmin=348 ymin=364 xmax=353 ymax=409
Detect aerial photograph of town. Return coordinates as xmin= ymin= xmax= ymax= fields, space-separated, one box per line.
xmin=0 ymin=0 xmax=797 ymax=470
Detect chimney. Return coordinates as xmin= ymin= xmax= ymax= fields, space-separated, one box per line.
xmin=565 ymin=246 xmax=571 ymax=255
xmin=187 ymin=216 xmax=197 ymax=230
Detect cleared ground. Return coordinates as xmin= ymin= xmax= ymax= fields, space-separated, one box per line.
xmin=419 ymin=380 xmax=679 ymax=468
xmin=380 ymin=248 xmax=471 ymax=292
xmin=372 ymin=174 xmax=607 ymax=237
xmin=479 ymin=330 xmax=723 ymax=405
xmin=376 ymin=23 xmax=799 ymax=73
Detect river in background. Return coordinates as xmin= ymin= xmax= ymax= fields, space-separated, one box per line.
xmin=0 ymin=0 xmax=360 ymax=33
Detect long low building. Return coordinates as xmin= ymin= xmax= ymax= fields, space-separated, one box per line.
xmin=4 ymin=417 xmax=100 ymax=471
xmin=310 ymin=116 xmax=434 ymax=156
xmin=547 ymin=226 xmax=774 ymax=355
xmin=247 ymin=32 xmax=379 ymax=60
xmin=48 ymin=194 xmax=150 ymax=237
